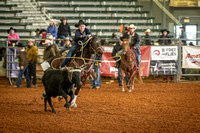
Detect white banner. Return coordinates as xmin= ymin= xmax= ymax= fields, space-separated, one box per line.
xmin=151 ymin=46 xmax=178 ymax=60
xmin=182 ymin=46 xmax=200 ymax=68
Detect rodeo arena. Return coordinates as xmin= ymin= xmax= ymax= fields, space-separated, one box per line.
xmin=0 ymin=0 xmax=200 ymax=132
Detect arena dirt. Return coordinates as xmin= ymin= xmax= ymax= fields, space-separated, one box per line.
xmin=0 ymin=78 xmax=200 ymax=132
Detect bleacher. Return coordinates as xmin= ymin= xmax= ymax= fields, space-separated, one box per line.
xmin=0 ymin=0 xmax=161 ymax=43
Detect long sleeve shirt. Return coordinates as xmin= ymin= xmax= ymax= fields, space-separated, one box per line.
xmin=46 ymin=26 xmax=58 ymax=38
xmin=120 ymin=32 xmax=140 ymax=48
xmin=57 ymin=23 xmax=71 ymax=38
xmin=8 ymin=33 xmax=20 ymax=45
xmin=74 ymin=28 xmax=92 ymax=43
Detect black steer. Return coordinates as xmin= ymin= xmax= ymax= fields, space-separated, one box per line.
xmin=42 ymin=68 xmax=82 ymax=113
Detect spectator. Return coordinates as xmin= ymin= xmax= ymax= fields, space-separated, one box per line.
xmin=7 ymin=27 xmax=20 ymax=46
xmin=112 ymin=39 xmax=129 ymax=88
xmin=57 ymin=17 xmax=71 ymax=46
xmin=180 ymin=27 xmax=187 ymax=46
xmin=33 ymin=29 xmax=42 ymax=46
xmin=15 ymin=43 xmax=31 ymax=88
xmin=40 ymin=29 xmax=46 ymax=45
xmin=47 ymin=35 xmax=59 ymax=56
xmin=43 ymin=39 xmax=56 ymax=65
xmin=61 ymin=20 xmax=92 ymax=67
xmin=158 ymin=29 xmax=171 ymax=45
xmin=89 ymin=54 xmax=102 ymax=89
xmin=6 ymin=27 xmax=20 ymax=77
xmin=120 ymin=24 xmax=141 ymax=69
xmin=46 ymin=20 xmax=58 ymax=39
xmin=60 ymin=37 xmax=72 ymax=57
xmin=143 ymin=29 xmax=151 ymax=45
xmin=26 ymin=39 xmax=38 ymax=87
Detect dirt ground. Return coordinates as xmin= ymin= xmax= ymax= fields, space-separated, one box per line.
xmin=0 ymin=77 xmax=200 ymax=133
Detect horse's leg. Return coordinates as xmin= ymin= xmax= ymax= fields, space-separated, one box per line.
xmin=128 ymin=74 xmax=133 ymax=92
xmin=121 ymin=68 xmax=125 ymax=92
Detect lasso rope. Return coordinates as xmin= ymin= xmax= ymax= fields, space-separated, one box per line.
xmin=51 ymin=55 xmax=121 ymax=70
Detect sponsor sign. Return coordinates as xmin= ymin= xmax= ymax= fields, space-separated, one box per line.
xmin=182 ymin=46 xmax=200 ymax=68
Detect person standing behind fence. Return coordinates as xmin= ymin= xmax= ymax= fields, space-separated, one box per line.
xmin=43 ymin=40 xmax=56 ymax=65
xmin=7 ymin=27 xmax=20 ymax=45
xmin=46 ymin=20 xmax=58 ymax=39
xmin=57 ymin=17 xmax=71 ymax=46
xmin=34 ymin=29 xmax=42 ymax=46
xmin=89 ymin=54 xmax=102 ymax=89
xmin=15 ymin=43 xmax=31 ymax=88
xmin=158 ymin=29 xmax=171 ymax=45
xmin=143 ymin=29 xmax=151 ymax=45
xmin=47 ymin=35 xmax=60 ymax=56
xmin=26 ymin=39 xmax=38 ymax=87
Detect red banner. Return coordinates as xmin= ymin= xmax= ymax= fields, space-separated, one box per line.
xmin=100 ymin=46 xmax=151 ymax=77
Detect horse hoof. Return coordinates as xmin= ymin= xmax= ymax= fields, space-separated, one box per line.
xmin=128 ymin=89 xmax=132 ymax=92
xmin=71 ymin=103 xmax=77 ymax=108
xmin=121 ymin=89 xmax=125 ymax=92
xmin=52 ymin=110 xmax=56 ymax=114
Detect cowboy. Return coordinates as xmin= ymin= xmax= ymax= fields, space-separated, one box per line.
xmin=158 ymin=29 xmax=171 ymax=45
xmin=15 ymin=43 xmax=31 ymax=88
xmin=120 ymin=24 xmax=141 ymax=69
xmin=26 ymin=39 xmax=38 ymax=87
xmin=61 ymin=20 xmax=92 ymax=67
xmin=34 ymin=29 xmax=42 ymax=46
xmin=43 ymin=39 xmax=56 ymax=65
xmin=60 ymin=37 xmax=72 ymax=57
xmin=47 ymin=35 xmax=59 ymax=55
xmin=143 ymin=29 xmax=151 ymax=45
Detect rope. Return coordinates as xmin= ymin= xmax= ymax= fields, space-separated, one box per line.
xmin=51 ymin=55 xmax=121 ymax=70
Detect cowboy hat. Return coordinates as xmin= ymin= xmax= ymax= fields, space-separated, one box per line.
xmin=17 ymin=43 xmax=25 ymax=47
xmin=128 ymin=24 xmax=136 ymax=29
xmin=161 ymin=29 xmax=170 ymax=34
xmin=35 ymin=28 xmax=40 ymax=32
xmin=7 ymin=27 xmax=16 ymax=34
xmin=27 ymin=39 xmax=35 ymax=42
xmin=75 ymin=20 xmax=88 ymax=27
xmin=42 ymin=39 xmax=52 ymax=45
xmin=47 ymin=35 xmax=55 ymax=40
xmin=144 ymin=29 xmax=151 ymax=33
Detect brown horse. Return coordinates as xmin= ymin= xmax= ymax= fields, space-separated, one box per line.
xmin=120 ymin=39 xmax=142 ymax=92
xmin=52 ymin=36 xmax=103 ymax=107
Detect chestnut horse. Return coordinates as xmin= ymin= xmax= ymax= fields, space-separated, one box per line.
xmin=120 ymin=39 xmax=142 ymax=92
xmin=52 ymin=36 xmax=103 ymax=107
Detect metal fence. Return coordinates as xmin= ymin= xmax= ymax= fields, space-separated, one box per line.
xmin=0 ymin=38 xmax=199 ymax=85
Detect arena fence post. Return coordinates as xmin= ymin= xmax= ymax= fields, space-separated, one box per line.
xmin=177 ymin=38 xmax=182 ymax=83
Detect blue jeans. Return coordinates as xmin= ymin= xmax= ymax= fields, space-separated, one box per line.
xmin=91 ymin=64 xmax=101 ymax=87
xmin=61 ymin=43 xmax=76 ymax=67
xmin=28 ymin=63 xmax=37 ymax=85
xmin=118 ymin=65 xmax=129 ymax=86
xmin=16 ymin=66 xmax=31 ymax=88
xmin=132 ymin=48 xmax=141 ymax=69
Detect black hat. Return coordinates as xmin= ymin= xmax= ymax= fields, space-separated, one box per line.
xmin=17 ymin=43 xmax=25 ymax=47
xmin=35 ymin=28 xmax=40 ymax=32
xmin=7 ymin=27 xmax=16 ymax=34
xmin=161 ymin=29 xmax=170 ymax=34
xmin=40 ymin=29 xmax=46 ymax=34
xmin=75 ymin=20 xmax=88 ymax=27
xmin=60 ymin=17 xmax=67 ymax=21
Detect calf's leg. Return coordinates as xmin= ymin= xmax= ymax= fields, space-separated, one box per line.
xmin=47 ymin=97 xmax=56 ymax=114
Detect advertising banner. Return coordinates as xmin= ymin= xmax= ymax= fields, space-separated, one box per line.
xmin=182 ymin=46 xmax=200 ymax=68
xmin=100 ymin=46 xmax=151 ymax=77
xmin=150 ymin=46 xmax=178 ymax=75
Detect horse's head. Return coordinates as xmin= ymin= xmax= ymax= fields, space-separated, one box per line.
xmin=89 ymin=36 xmax=103 ymax=57
xmin=122 ymin=39 xmax=130 ymax=53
